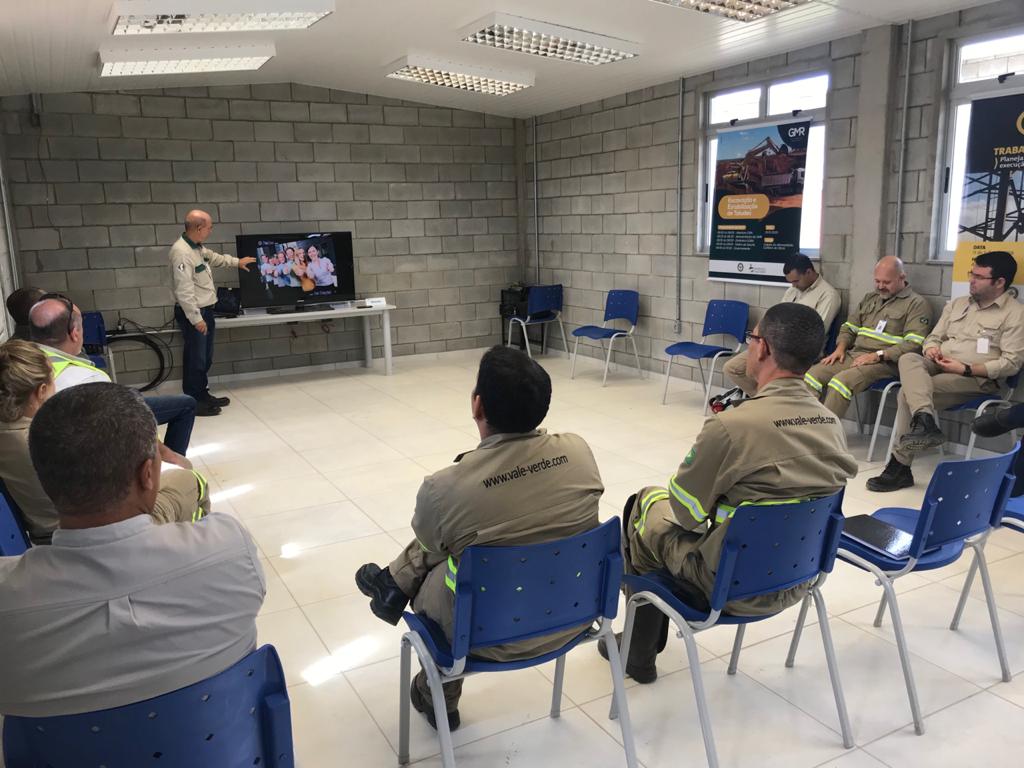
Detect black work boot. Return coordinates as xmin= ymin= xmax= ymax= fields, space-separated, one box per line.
xmin=597 ymin=603 xmax=669 ymax=684
xmin=973 ymin=406 xmax=1015 ymax=438
xmin=866 ymin=455 xmax=914 ymax=492
xmin=410 ymin=675 xmax=461 ymax=731
xmin=898 ymin=411 xmax=945 ymax=453
xmin=355 ymin=563 xmax=409 ymax=625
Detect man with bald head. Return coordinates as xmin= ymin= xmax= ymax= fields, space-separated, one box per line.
xmin=169 ymin=210 xmax=255 ymax=416
xmin=804 ymin=256 xmax=932 ymax=418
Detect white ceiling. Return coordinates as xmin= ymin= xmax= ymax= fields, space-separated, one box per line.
xmin=0 ymin=0 xmax=993 ymax=117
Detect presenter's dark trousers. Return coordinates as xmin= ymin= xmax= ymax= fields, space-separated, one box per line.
xmin=175 ymin=304 xmax=216 ymax=402
xmin=143 ymin=394 xmax=196 ymax=455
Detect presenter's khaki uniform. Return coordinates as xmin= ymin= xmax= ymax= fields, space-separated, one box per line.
xmin=724 ymin=276 xmax=842 ymax=395
xmin=892 ymin=293 xmax=1024 ymax=465
xmin=625 ymin=378 xmax=857 ymax=616
xmin=804 ymin=286 xmax=932 ymax=416
xmin=389 ymin=429 xmax=603 ymax=710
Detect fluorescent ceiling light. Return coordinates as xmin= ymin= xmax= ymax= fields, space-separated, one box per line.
xmin=99 ymin=42 xmax=274 ymax=76
xmin=110 ymin=0 xmax=333 ymax=34
xmin=386 ymin=54 xmax=533 ymax=96
xmin=648 ymin=0 xmax=811 ymax=22
xmin=459 ymin=12 xmax=638 ymax=65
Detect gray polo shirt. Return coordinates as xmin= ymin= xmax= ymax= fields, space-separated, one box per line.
xmin=0 ymin=512 xmax=266 ymax=717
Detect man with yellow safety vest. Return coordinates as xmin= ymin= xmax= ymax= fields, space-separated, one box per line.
xmin=27 ymin=293 xmax=196 ymax=455
xmin=600 ymin=304 xmax=858 ymax=683
xmin=354 ymin=346 xmax=603 ymax=731
xmin=803 ymin=256 xmax=932 ymax=417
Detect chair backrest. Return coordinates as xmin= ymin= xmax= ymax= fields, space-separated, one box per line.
xmin=450 ymin=519 xmax=622 ymax=660
xmin=823 ymin=315 xmax=842 ymax=356
xmin=907 ymin=445 xmax=1018 ymax=557
xmin=708 ymin=490 xmax=846 ymax=611
xmin=2 ymin=645 xmax=294 ymax=768
xmin=526 ymin=284 xmax=563 ymax=316
xmin=701 ymin=300 xmax=748 ymax=345
xmin=0 ymin=479 xmax=29 ymax=556
xmin=81 ymin=311 xmax=107 ymax=348
xmin=603 ymin=290 xmax=639 ymax=327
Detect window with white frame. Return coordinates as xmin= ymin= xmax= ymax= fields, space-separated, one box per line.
xmin=937 ymin=31 xmax=1024 ymax=261
xmin=701 ymin=72 xmax=829 ymax=255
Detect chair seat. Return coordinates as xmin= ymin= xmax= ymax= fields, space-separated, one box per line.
xmin=1003 ymin=495 xmax=1024 ymax=526
xmin=839 ymin=507 xmax=964 ymax=572
xmin=402 ymin=612 xmax=594 ymax=673
xmin=665 ymin=342 xmax=732 ymax=360
xmin=88 ymin=355 xmax=107 ymax=369
xmin=946 ymin=394 xmax=999 ymax=412
xmin=572 ymin=325 xmax=625 ymax=340
xmin=868 ymin=378 xmax=899 ymax=391
xmin=511 ymin=310 xmax=559 ymax=324
xmin=621 ymin=572 xmax=777 ymax=626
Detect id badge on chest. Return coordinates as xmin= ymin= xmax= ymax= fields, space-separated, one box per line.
xmin=875 ymin=319 xmax=887 ymax=333
xmin=977 ymin=337 xmax=990 ymax=354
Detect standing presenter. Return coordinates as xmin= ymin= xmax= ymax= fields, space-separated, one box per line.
xmin=169 ymin=210 xmax=255 ymax=417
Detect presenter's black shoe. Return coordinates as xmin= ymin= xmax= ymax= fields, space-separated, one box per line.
xmin=410 ymin=682 xmax=460 ymax=731
xmin=973 ymin=406 xmax=1015 ymax=438
xmin=866 ymin=456 xmax=914 ymax=492
xmin=355 ymin=563 xmax=409 ymax=625
xmin=195 ymin=400 xmax=222 ymax=417
xmin=203 ymin=392 xmax=231 ymax=407
xmin=898 ymin=412 xmax=945 ymax=453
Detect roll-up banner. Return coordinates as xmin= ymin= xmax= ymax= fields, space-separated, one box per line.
xmin=952 ymin=93 xmax=1024 ymax=299
xmin=708 ymin=119 xmax=812 ymax=285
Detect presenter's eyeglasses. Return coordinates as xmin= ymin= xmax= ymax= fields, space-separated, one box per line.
xmin=38 ymin=292 xmax=76 ymax=337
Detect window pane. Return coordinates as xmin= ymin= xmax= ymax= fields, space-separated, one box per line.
xmin=944 ymin=102 xmax=973 ymax=253
xmin=704 ymin=137 xmax=718 ymax=248
xmin=960 ymin=33 xmax=1024 ymax=84
xmin=800 ymin=124 xmax=825 ymax=252
xmin=768 ymin=74 xmax=829 ymax=115
xmin=709 ymin=87 xmax=761 ymax=124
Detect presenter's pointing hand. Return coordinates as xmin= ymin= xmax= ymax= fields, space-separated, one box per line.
xmin=238 ymin=256 xmax=257 ymax=272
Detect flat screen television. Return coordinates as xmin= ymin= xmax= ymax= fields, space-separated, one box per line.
xmin=235 ymin=231 xmax=355 ymax=312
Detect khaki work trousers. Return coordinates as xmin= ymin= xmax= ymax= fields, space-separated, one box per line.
xmin=723 ymin=351 xmax=757 ymax=396
xmin=804 ymin=356 xmax=899 ymax=418
xmin=891 ymin=354 xmax=998 ymax=465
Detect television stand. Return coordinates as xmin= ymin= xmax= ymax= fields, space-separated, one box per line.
xmin=266 ymin=304 xmax=334 ymax=314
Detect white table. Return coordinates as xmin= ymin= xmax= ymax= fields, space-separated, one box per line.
xmin=217 ymin=304 xmax=395 ymax=375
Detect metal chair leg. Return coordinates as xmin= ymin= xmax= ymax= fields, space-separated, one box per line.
xmin=571 ymin=337 xmax=580 ymax=379
xmin=507 ymin=318 xmax=515 ymax=349
xmin=785 ymin=593 xmax=813 ymax=668
xmin=599 ymin=623 xmax=639 ymax=768
xmin=873 ymin=592 xmax=888 ymax=628
xmin=697 ymin=359 xmax=710 ymax=416
xmin=868 ymin=383 xmax=898 ymax=463
xmin=881 ymin=577 xmax=925 ymax=734
xmin=426 ymin=667 xmax=456 ymax=768
xmin=973 ymin=543 xmax=1012 ymax=682
xmin=602 ymin=338 xmax=616 ymax=387
xmin=550 ymin=655 xmax=566 ymax=718
xmin=662 ymin=357 xmax=673 ymax=405
xmin=610 ymin=597 xmax=639 ymax=722
xmin=727 ymin=625 xmax=745 ymax=675
xmin=399 ymin=636 xmax=412 ymax=765
xmin=629 ymin=335 xmax=643 ymax=378
xmin=812 ymin=587 xmax=855 ymax=748
xmin=950 ymin=556 xmax=980 ymax=630
xmin=557 ymin=318 xmax=570 ymax=359
xmin=682 ymin=627 xmax=720 ymax=768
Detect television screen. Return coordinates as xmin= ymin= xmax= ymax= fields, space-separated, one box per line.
xmin=235 ymin=231 xmax=355 ymax=310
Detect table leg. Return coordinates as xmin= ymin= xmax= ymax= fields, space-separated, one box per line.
xmin=383 ymin=310 xmax=393 ymax=376
xmin=362 ymin=315 xmax=373 ymax=369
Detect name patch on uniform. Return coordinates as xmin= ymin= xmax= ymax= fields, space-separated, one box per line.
xmin=482 ymin=455 xmax=569 ymax=489
xmin=176 ymin=263 xmax=186 ymax=272
xmin=772 ymin=414 xmax=838 ymax=428
xmin=684 ymin=448 xmax=696 ymax=465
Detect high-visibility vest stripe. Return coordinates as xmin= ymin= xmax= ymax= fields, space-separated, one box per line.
xmin=44 ymin=349 xmax=103 ymax=379
xmin=636 ymin=489 xmax=669 ymax=536
xmin=444 ymin=555 xmax=458 ymax=592
xmin=191 ymin=470 xmax=208 ymax=522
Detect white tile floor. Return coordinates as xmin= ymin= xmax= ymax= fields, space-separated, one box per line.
xmin=175 ymin=348 xmax=1024 ymax=768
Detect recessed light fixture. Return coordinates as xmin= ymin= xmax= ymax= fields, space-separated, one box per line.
xmin=459 ymin=12 xmax=639 ymax=65
xmin=647 ymin=0 xmax=811 ymax=22
xmin=99 ymin=42 xmax=274 ymax=76
xmin=110 ymin=0 xmax=333 ymax=35
xmin=385 ymin=55 xmax=533 ymax=96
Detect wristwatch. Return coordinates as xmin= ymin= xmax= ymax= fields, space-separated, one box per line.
xmin=962 ymin=363 xmax=973 ymax=377
xmin=875 ymin=350 xmax=885 ymax=362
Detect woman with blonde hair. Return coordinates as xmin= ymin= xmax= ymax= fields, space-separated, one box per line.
xmin=0 ymin=339 xmax=56 ymax=542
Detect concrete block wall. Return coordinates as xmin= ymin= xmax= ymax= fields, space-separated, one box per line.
xmin=525 ymin=37 xmax=862 ymax=383
xmin=0 ymin=84 xmax=519 ymax=384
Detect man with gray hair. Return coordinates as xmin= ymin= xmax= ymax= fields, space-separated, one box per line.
xmin=0 ymin=383 xmax=265 ymax=717
xmin=169 ymin=209 xmax=255 ymax=417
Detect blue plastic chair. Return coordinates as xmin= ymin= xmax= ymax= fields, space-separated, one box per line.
xmin=0 ymin=478 xmax=29 ymax=556
xmin=506 ymin=284 xmax=569 ymax=360
xmin=2 ymin=645 xmax=293 ymax=767
xmin=818 ymin=448 xmax=1018 ymax=736
xmin=398 ymin=519 xmax=637 ymax=768
xmin=570 ymin=290 xmax=642 ymax=386
xmin=662 ymin=300 xmax=748 ymax=412
xmin=612 ymin=491 xmax=852 ymax=768
xmin=82 ymin=310 xmax=116 ymax=380
xmin=823 ymin=315 xmax=842 ymax=357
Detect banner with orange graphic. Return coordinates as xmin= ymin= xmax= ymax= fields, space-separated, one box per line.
xmin=952 ymin=94 xmax=1024 ymax=300
xmin=709 ymin=120 xmax=811 ymax=285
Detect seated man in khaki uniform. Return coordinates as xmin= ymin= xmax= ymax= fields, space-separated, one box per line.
xmin=868 ymin=251 xmax=1024 ymax=491
xmin=804 ymin=256 xmax=932 ymax=417
xmin=355 ymin=346 xmax=603 ymax=731
xmin=724 ymin=253 xmax=841 ymax=396
xmin=602 ymin=304 xmax=858 ymax=683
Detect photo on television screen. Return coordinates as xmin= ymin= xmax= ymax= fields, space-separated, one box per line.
xmin=236 ymin=231 xmax=355 ymax=310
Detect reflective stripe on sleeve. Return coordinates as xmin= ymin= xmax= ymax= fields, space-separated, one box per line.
xmin=903 ymin=332 xmax=925 ymax=344
xmin=668 ymin=475 xmax=707 ymax=523
xmin=191 ymin=470 xmax=208 ymax=522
